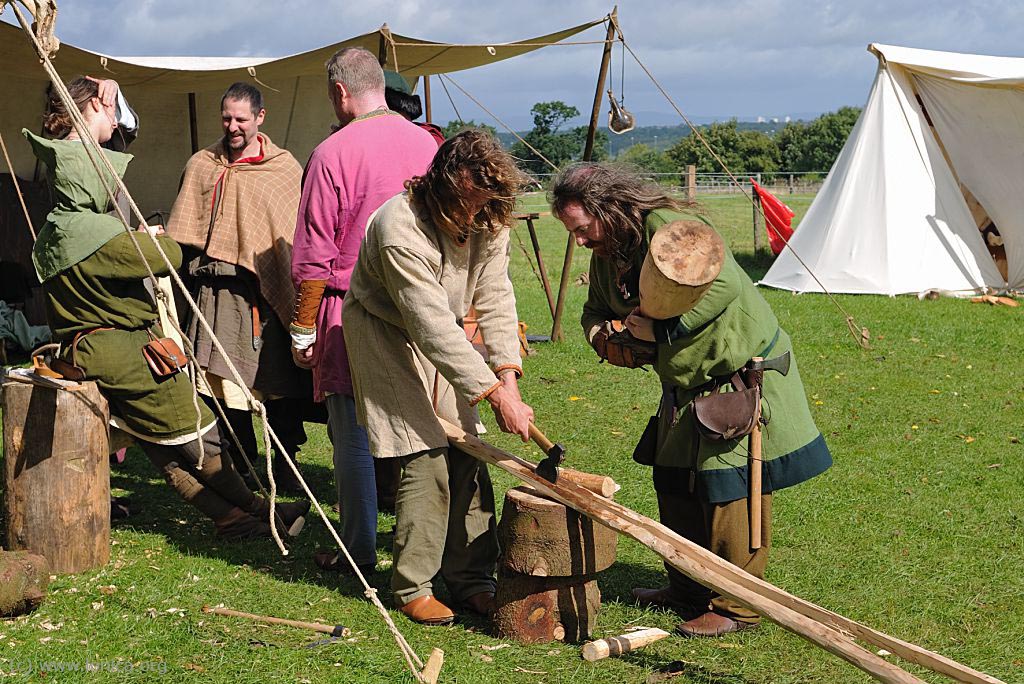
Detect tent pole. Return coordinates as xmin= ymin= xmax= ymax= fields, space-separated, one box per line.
xmin=551 ymin=7 xmax=617 ymax=342
xmin=424 ymin=75 xmax=432 ymax=123
xmin=378 ymin=24 xmax=390 ymax=67
xmin=187 ymin=93 xmax=199 ymax=155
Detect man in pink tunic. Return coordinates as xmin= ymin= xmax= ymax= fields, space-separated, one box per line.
xmin=289 ymin=47 xmax=437 ymax=575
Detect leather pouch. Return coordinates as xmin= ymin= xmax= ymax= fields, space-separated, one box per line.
xmin=142 ymin=336 xmax=186 ymax=378
xmin=632 ymin=412 xmax=661 ymax=466
xmin=691 ymin=372 xmax=759 ymax=441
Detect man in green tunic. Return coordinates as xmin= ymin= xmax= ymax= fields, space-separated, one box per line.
xmin=23 ymin=77 xmax=308 ymax=541
xmin=551 ymin=164 xmax=832 ymax=637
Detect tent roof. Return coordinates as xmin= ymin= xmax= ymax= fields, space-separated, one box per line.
xmin=0 ymin=17 xmax=606 ymax=92
xmin=869 ymin=43 xmax=1024 ymax=84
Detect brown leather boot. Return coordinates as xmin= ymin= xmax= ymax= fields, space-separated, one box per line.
xmin=214 ymin=507 xmax=272 ymax=540
xmin=632 ymin=586 xmax=705 ymax=619
xmin=676 ymin=611 xmax=757 ymax=638
xmin=398 ymin=595 xmax=455 ymax=626
xmin=460 ymin=591 xmax=496 ymax=617
xmin=248 ymin=497 xmax=310 ymax=537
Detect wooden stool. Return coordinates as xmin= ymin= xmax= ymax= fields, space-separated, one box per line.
xmin=2 ymin=380 xmax=110 ymax=574
xmin=493 ymin=486 xmax=616 ymax=643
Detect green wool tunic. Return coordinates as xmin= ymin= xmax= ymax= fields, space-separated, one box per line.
xmin=582 ymin=209 xmax=831 ymax=503
xmin=26 ymin=131 xmax=213 ymax=443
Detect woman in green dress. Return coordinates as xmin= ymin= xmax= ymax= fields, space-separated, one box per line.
xmin=25 ymin=77 xmax=308 ymax=540
xmin=551 ymin=163 xmax=831 ymax=637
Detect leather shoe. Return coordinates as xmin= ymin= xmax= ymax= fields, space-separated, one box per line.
xmin=460 ymin=591 xmax=496 ymax=617
xmin=398 ymin=595 xmax=455 ymax=626
xmin=632 ymin=586 xmax=704 ymax=618
xmin=676 ymin=611 xmax=756 ymax=638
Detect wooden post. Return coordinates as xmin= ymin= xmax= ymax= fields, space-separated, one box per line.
xmin=187 ymin=93 xmax=199 ymax=155
xmin=551 ymin=7 xmax=618 ymax=343
xmin=3 ymin=381 xmax=110 ymax=574
xmin=753 ymin=173 xmax=764 ymax=254
xmin=423 ymin=75 xmax=432 ymax=123
xmin=687 ymin=164 xmax=696 ymax=201
xmin=377 ymin=24 xmax=390 ymax=67
xmin=521 ymin=213 xmax=556 ymax=321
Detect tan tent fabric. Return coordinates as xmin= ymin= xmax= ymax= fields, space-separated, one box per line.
xmin=0 ymin=18 xmax=605 ymax=215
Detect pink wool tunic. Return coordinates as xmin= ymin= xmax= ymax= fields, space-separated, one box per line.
xmin=291 ymin=112 xmax=437 ymax=399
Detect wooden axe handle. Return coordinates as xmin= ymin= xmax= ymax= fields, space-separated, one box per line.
xmin=202 ymin=605 xmax=350 ymax=637
xmin=528 ymin=422 xmax=556 ymax=453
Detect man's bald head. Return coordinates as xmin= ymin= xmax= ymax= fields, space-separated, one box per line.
xmin=325 ymin=47 xmax=385 ymax=96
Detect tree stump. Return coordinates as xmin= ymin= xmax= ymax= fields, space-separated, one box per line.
xmin=0 ymin=551 xmax=50 ymax=616
xmin=493 ymin=486 xmax=616 ymax=643
xmin=2 ymin=381 xmax=110 ymax=574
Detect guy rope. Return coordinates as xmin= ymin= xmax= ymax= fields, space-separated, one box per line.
xmin=3 ymin=2 xmax=441 ymax=681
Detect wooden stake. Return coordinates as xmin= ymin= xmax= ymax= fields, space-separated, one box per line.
xmin=582 ymin=628 xmax=669 ymax=662
xmin=443 ymin=419 xmax=1003 ymax=684
xmin=420 ymin=648 xmax=444 ymax=684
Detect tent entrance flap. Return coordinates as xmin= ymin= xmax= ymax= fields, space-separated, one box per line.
xmin=914 ymin=74 xmax=1024 ymax=288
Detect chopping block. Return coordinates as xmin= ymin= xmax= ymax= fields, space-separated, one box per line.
xmin=493 ymin=486 xmax=617 ymax=643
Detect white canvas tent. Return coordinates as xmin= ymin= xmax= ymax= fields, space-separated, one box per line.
xmin=760 ymin=43 xmax=1024 ymax=296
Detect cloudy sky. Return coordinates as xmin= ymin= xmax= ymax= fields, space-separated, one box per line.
xmin=4 ymin=1 xmax=1022 ymax=128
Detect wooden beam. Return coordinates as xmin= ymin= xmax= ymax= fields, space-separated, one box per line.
xmin=442 ymin=419 xmax=1003 ymax=684
xmin=187 ymin=93 xmax=199 ymax=155
xmin=423 ymin=75 xmax=432 ymax=123
xmin=550 ymin=8 xmax=618 ymax=343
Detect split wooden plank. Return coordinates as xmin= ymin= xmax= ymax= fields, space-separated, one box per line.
xmin=442 ymin=418 xmax=1003 ymax=684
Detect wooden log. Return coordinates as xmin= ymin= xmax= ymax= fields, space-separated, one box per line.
xmin=498 ymin=486 xmax=616 ymax=576
xmin=493 ymin=572 xmax=600 ymax=643
xmin=2 ymin=380 xmax=110 ymax=574
xmin=0 ymin=551 xmax=50 ymax=616
xmin=554 ymin=468 xmax=619 ymax=498
xmin=442 ymin=418 xmax=1002 ymax=684
xmin=582 ymin=627 xmax=670 ymax=662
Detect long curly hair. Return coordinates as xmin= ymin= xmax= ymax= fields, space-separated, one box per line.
xmin=550 ymin=163 xmax=701 ymax=264
xmin=407 ymin=129 xmax=529 ymax=241
xmin=43 ymin=77 xmax=98 ymax=138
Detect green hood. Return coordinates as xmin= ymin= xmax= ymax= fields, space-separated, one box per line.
xmin=24 ymin=129 xmax=134 ymax=282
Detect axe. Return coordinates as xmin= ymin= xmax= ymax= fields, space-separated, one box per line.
xmin=745 ymin=351 xmax=791 ymax=549
xmin=528 ymin=423 xmax=565 ymax=484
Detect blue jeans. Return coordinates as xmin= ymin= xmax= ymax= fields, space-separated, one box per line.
xmin=325 ymin=394 xmax=377 ymax=567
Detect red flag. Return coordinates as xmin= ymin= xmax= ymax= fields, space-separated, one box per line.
xmin=751 ymin=179 xmax=795 ymax=255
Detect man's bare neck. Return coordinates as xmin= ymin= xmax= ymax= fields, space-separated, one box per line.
xmin=229 ymin=134 xmax=262 ymax=163
xmin=349 ymin=94 xmax=389 ymax=118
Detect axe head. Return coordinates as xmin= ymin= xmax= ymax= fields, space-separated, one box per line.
xmin=752 ymin=351 xmax=791 ymax=376
xmin=535 ymin=443 xmax=565 ymax=484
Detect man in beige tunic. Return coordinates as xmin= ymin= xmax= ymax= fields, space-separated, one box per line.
xmin=344 ymin=130 xmax=534 ymax=625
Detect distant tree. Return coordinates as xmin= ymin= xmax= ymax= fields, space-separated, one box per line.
xmin=616 ymin=143 xmax=675 ymax=174
xmin=511 ymin=101 xmax=608 ymax=174
xmin=666 ymin=120 xmax=779 ymax=174
xmin=776 ymin=106 xmax=861 ymax=172
xmin=440 ymin=120 xmax=499 ymax=140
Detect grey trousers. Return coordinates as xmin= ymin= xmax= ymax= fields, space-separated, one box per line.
xmin=391 ymin=446 xmax=498 ymax=606
xmin=325 ymin=394 xmax=378 ymax=567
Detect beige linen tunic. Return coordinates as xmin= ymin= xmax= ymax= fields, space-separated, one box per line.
xmin=343 ymin=193 xmax=522 ymax=458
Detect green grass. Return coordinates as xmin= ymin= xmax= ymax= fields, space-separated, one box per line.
xmin=2 ymin=192 xmax=1022 ymax=683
